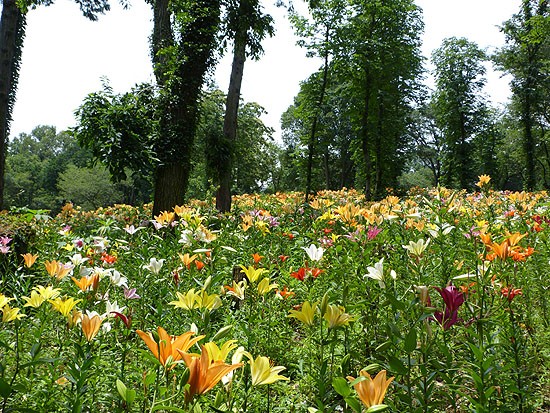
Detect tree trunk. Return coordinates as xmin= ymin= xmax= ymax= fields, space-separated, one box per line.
xmin=150 ymin=0 xmax=220 ymax=216
xmin=218 ymin=27 xmax=247 ymax=213
xmin=305 ymin=26 xmax=330 ymax=203
xmin=0 ymin=0 xmax=25 ymax=209
xmin=153 ymin=163 xmax=188 ymax=216
xmin=361 ymin=70 xmax=372 ymax=200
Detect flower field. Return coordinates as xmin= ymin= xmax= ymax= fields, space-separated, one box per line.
xmin=1 ymin=185 xmax=550 ymax=412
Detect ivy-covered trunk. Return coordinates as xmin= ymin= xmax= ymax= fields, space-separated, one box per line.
xmin=0 ymin=0 xmax=25 ymax=209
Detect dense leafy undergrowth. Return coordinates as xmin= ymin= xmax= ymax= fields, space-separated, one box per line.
xmin=1 ymin=185 xmax=549 ymax=412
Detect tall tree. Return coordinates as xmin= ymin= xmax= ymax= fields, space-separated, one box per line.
xmin=432 ymin=37 xmax=489 ymax=189
xmin=0 ymin=0 xmax=121 ymax=209
xmin=345 ymin=0 xmax=423 ymax=198
xmin=149 ymin=0 xmax=220 ymax=215
xmin=494 ymin=0 xmax=549 ymax=190
xmin=214 ymin=0 xmax=273 ymax=212
xmin=75 ymin=0 xmax=221 ymax=216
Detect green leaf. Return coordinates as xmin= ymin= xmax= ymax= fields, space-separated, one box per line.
xmin=404 ymin=328 xmax=417 ymax=353
xmin=388 ymin=355 xmax=408 ymax=375
xmin=344 ymin=396 xmax=362 ymax=412
xmin=332 ymin=377 xmax=351 ymax=397
xmin=0 ymin=377 xmax=12 ymax=398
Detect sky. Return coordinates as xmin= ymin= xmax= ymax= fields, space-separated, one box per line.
xmin=8 ymin=0 xmax=521 ymax=140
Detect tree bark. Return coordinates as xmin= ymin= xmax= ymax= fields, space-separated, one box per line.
xmin=150 ymin=0 xmax=220 ymax=216
xmin=218 ymin=27 xmax=247 ymax=213
xmin=0 ymin=0 xmax=25 ymax=209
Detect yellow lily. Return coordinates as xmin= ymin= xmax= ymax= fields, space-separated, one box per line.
xmin=0 ymin=293 xmax=14 ymax=309
xmin=196 ymin=290 xmax=222 ymax=311
xmin=224 ymin=280 xmax=247 ymax=300
xmin=33 ymin=285 xmax=61 ymax=300
xmin=239 ymin=265 xmax=266 ymax=283
xmin=257 ymin=277 xmax=278 ymax=295
xmin=178 ymin=253 xmax=198 ymax=269
xmin=249 ymin=355 xmax=289 ymax=386
xmin=347 ymin=369 xmax=394 ymax=408
xmin=2 ymin=304 xmax=25 ymax=322
xmin=288 ymin=301 xmax=317 ymax=326
xmin=169 ymin=289 xmax=199 ymax=310
xmin=323 ymin=304 xmax=354 ymax=329
xmin=22 ymin=290 xmax=45 ymax=308
xmin=203 ymin=339 xmax=238 ymax=362
xmin=136 ymin=327 xmax=204 ymax=370
xmin=49 ymin=297 xmax=82 ymax=317
xmin=179 ymin=345 xmax=243 ymax=403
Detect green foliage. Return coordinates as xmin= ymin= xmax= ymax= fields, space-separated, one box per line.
xmin=73 ymin=82 xmax=158 ymax=183
xmin=57 ymin=164 xmax=126 ymax=211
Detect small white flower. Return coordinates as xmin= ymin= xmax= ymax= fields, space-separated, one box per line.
xmin=303 ymin=244 xmax=324 ymax=261
xmin=143 ymin=258 xmax=165 ymax=274
xmin=365 ymin=258 xmax=386 ymax=288
xmin=102 ymin=322 xmax=112 ymax=333
xmin=124 ymin=225 xmax=142 ymax=235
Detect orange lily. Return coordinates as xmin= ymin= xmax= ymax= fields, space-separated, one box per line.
xmin=179 ymin=253 xmax=197 ymax=269
xmin=81 ymin=314 xmax=103 ymax=341
xmin=179 ymin=346 xmax=243 ymax=403
xmin=136 ymin=327 xmax=204 ymax=370
xmin=347 ymin=369 xmax=394 ymax=408
xmin=252 ymin=253 xmax=263 ymax=264
xmin=21 ymin=253 xmax=39 ymax=268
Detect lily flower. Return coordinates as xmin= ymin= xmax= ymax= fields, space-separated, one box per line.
xmin=0 ymin=293 xmax=14 ymax=309
xmin=365 ymin=258 xmax=386 ymax=288
xmin=347 ymin=369 xmax=394 ymax=409
xmin=2 ymin=304 xmax=25 ymax=322
xmin=324 ymin=304 xmax=354 ymax=329
xmin=403 ymin=238 xmax=430 ymax=257
xmin=143 ymin=258 xmax=165 ymax=274
xmin=224 ymin=281 xmax=247 ymax=301
xmin=433 ymin=285 xmax=464 ymax=329
xmin=288 ymin=301 xmax=317 ymax=326
xmin=303 ymin=244 xmax=324 ymax=261
xmin=248 ymin=355 xmax=289 ymax=386
xmin=136 ymin=327 xmax=204 ymax=370
xmin=81 ymin=313 xmax=103 ymax=341
xmin=21 ymin=253 xmax=39 ymax=268
xmin=239 ymin=265 xmax=266 ymax=283
xmin=179 ymin=345 xmax=243 ymax=403
xmin=170 ymin=289 xmax=199 ymax=310
xmin=257 ymin=277 xmax=278 ymax=295
xmin=203 ymin=340 xmax=238 ymax=362
xmin=49 ymin=297 xmax=82 ymax=317
xmin=178 ymin=253 xmax=197 ymax=269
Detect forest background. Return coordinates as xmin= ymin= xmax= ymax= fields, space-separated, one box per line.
xmin=0 ymin=0 xmax=548 ymax=214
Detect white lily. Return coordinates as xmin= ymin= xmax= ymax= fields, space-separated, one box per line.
xmin=143 ymin=258 xmax=165 ymax=274
xmin=303 ymin=244 xmax=324 ymax=261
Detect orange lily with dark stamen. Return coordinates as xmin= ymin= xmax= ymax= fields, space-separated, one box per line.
xmin=136 ymin=327 xmax=205 ymax=370
xmin=178 ymin=346 xmax=243 ymax=403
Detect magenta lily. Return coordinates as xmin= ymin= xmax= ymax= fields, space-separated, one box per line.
xmin=433 ymin=285 xmax=464 ymax=330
